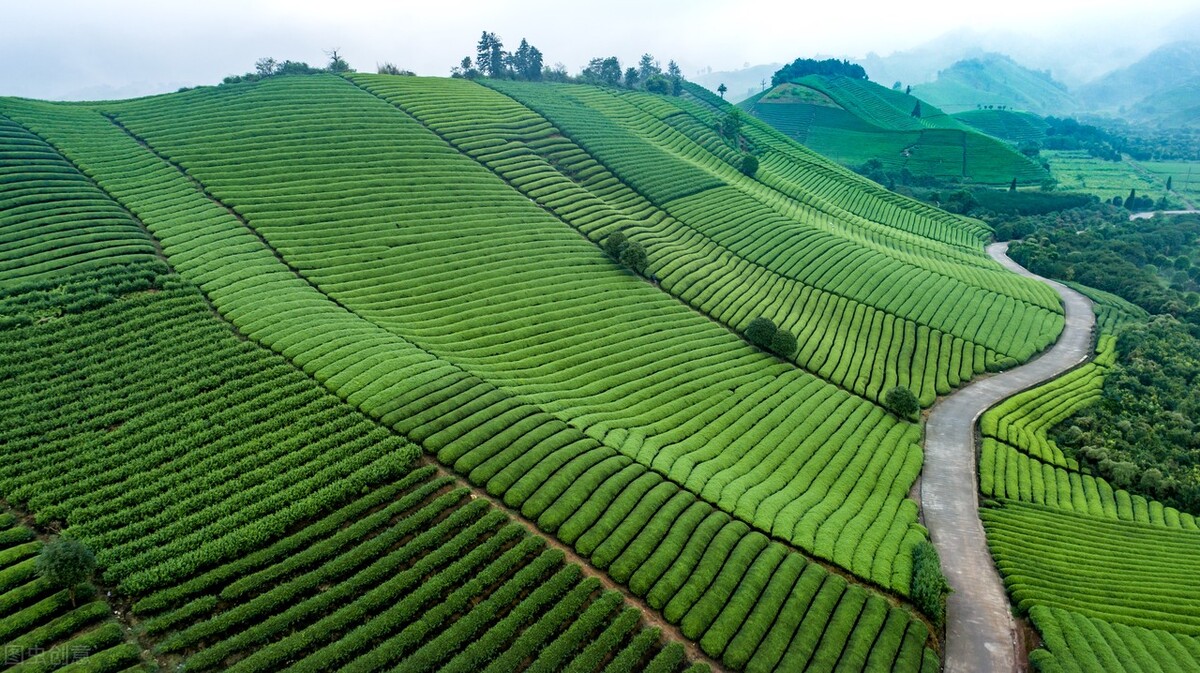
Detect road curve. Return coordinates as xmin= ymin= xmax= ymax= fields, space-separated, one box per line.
xmin=922 ymin=242 xmax=1095 ymax=673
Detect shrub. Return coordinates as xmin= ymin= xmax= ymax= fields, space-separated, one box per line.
xmin=740 ymin=154 xmax=759 ymax=177
xmin=604 ymin=231 xmax=628 ymax=259
xmin=910 ymin=540 xmax=949 ymax=626
xmin=620 ymin=241 xmax=649 ymax=275
xmin=770 ymin=329 xmax=797 ymax=358
xmin=883 ymin=387 xmax=920 ymax=421
xmin=36 ymin=538 xmax=95 ymax=605
xmin=745 ymin=317 xmax=778 ymax=350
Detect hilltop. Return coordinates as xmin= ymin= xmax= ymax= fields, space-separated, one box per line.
xmin=1077 ymin=41 xmax=1200 ymax=119
xmin=740 ymin=73 xmax=1049 ymax=185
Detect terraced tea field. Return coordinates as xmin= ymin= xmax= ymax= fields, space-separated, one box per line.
xmin=740 ymin=76 xmax=1049 ymax=185
xmin=0 ymin=70 xmax=1091 ymax=672
xmin=1044 ymin=150 xmax=1164 ymax=201
xmin=977 ymin=286 xmax=1200 ymax=670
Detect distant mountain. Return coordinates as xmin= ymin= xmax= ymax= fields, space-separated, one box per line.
xmin=910 ymin=54 xmax=1078 ymax=116
xmin=691 ymin=63 xmax=780 ymax=103
xmin=1077 ymin=41 xmax=1200 ymax=113
xmin=1126 ymin=78 xmax=1200 ymax=128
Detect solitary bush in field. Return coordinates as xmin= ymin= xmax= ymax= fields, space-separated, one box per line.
xmin=745 ymin=317 xmax=777 ymax=350
xmin=884 ymin=386 xmax=920 ymax=421
xmin=740 ymin=154 xmax=759 ymax=177
xmin=37 ymin=538 xmax=95 ymax=605
xmin=620 ymin=241 xmax=648 ymax=275
xmin=604 ymin=231 xmax=628 ymax=259
xmin=911 ymin=540 xmax=949 ymax=626
xmin=770 ymin=329 xmax=797 ymax=358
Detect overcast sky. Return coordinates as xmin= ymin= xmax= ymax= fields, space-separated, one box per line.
xmin=3 ymin=0 xmax=1198 ymax=100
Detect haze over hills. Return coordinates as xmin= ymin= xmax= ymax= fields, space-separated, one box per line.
xmin=1077 ymin=41 xmax=1200 ymax=126
xmin=691 ymin=63 xmax=779 ymax=103
xmin=909 ymin=54 xmax=1078 ymax=116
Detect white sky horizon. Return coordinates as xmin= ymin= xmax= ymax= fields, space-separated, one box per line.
xmin=3 ymin=0 xmax=1198 ymax=101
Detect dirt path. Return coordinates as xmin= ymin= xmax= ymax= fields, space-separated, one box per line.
xmin=921 ymin=242 xmax=1095 ymax=673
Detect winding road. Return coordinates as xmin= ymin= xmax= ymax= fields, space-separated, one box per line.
xmin=921 ymin=242 xmax=1095 ymax=673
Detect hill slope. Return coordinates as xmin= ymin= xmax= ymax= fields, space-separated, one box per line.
xmin=741 ymin=75 xmax=1051 ymax=185
xmin=1077 ymin=41 xmax=1200 ymax=125
xmin=910 ymin=54 xmax=1078 ymax=116
xmin=0 ymin=73 xmax=1069 ymax=671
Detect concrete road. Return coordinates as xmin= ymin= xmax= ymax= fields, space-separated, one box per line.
xmin=921 ymin=242 xmax=1095 ymax=673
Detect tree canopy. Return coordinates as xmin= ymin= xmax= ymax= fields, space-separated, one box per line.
xmin=771 ymin=58 xmax=868 ymax=86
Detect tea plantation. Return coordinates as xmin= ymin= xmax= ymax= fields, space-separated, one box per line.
xmin=0 ymin=71 xmax=1079 ymax=671
xmin=979 ymin=287 xmax=1200 ymax=670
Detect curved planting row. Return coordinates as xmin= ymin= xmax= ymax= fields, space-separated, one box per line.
xmin=349 ymin=75 xmax=991 ymax=408
xmin=982 ymin=503 xmax=1200 ymax=635
xmin=1029 ymin=606 xmax=1200 ymax=673
xmin=563 ymin=81 xmax=1057 ymax=312
xmin=980 ymin=336 xmax=1116 ymax=469
xmin=0 ymin=116 xmax=158 ymax=286
xmin=0 ymin=517 xmax=148 ymax=672
xmin=980 ymin=439 xmax=1199 ymax=530
xmin=0 ymin=262 xmax=703 ymax=672
xmin=973 ymin=299 xmax=1200 ymax=668
xmin=683 ymin=83 xmax=994 ymax=250
xmin=74 ymin=75 xmax=927 ymax=592
xmin=0 ymin=88 xmax=939 ymax=670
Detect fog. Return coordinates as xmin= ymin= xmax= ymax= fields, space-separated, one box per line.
xmin=2 ymin=0 xmax=1198 ymax=100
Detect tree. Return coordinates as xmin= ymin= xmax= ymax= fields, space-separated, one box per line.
xmin=36 ymin=538 xmax=95 ymax=606
xmin=905 ymin=85 xmax=911 ymax=95
xmin=637 ymin=54 xmax=661 ymax=84
xmin=325 ymin=49 xmax=352 ymax=73
xmin=624 ymin=68 xmax=639 ymax=89
xmin=884 ymin=386 xmax=920 ymax=420
xmin=603 ymin=231 xmax=628 ymax=259
xmin=619 ymin=241 xmax=648 ymax=274
xmin=667 ymin=60 xmax=683 ymax=95
xmin=740 ymin=154 xmax=759 ymax=176
xmin=911 ymin=101 xmax=922 ymax=118
xmin=770 ymin=329 xmax=797 ymax=357
xmin=1009 ymin=178 xmax=1018 ymax=193
xmin=717 ymin=83 xmax=727 ymax=98
xmin=476 ymin=32 xmax=506 ymax=78
xmin=720 ymin=111 xmax=742 ymax=141
xmin=451 ymin=56 xmax=480 ymax=79
xmin=1167 ymin=176 xmax=1173 ymax=191
xmin=509 ymin=39 xmax=544 ymax=81
xmin=644 ymin=74 xmax=670 ymax=94
xmin=254 ymin=57 xmax=278 ymax=78
xmin=378 ymin=62 xmax=414 ymax=76
xmin=580 ymin=57 xmax=622 ymax=87
xmin=744 ymin=317 xmax=777 ymax=349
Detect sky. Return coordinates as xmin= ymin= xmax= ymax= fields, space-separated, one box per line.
xmin=2 ymin=0 xmax=1198 ymax=100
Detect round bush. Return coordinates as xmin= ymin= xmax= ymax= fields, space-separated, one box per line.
xmin=744 ymin=317 xmax=777 ymax=350
xmin=883 ymin=386 xmax=920 ymax=421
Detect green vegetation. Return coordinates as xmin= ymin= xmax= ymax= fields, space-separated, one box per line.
xmin=908 ymin=542 xmax=948 ymax=628
xmin=910 ymin=54 xmax=1078 ymax=116
xmin=743 ymin=75 xmax=1050 ymax=185
xmin=1029 ymin=606 xmax=1200 ymax=673
xmin=36 ymin=538 xmax=95 ymax=606
xmin=771 ymin=58 xmax=867 ymax=86
xmin=0 ymin=70 xmax=977 ymax=670
xmin=0 ymin=520 xmax=148 ymax=672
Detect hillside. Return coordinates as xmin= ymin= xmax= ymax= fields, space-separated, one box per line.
xmin=910 ymin=54 xmax=1078 ymax=116
xmin=0 ymin=71 xmax=1079 ymax=671
xmin=1077 ymin=41 xmax=1200 ymax=124
xmin=740 ymin=74 xmax=1051 ymax=185
xmin=952 ymin=109 xmax=1050 ymax=144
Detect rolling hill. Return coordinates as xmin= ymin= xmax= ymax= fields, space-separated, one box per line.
xmin=1076 ymin=41 xmax=1200 ymax=117
xmin=0 ymin=72 xmax=1075 ymax=671
xmin=740 ymin=74 xmax=1051 ymax=185
xmin=909 ymin=54 xmax=1078 ymax=116
xmin=952 ymin=109 xmax=1050 ymax=144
